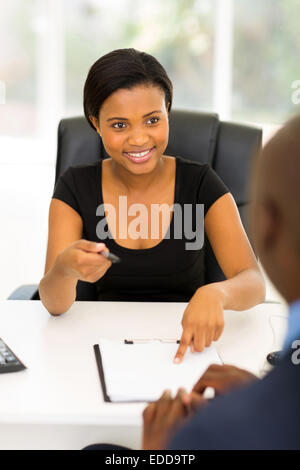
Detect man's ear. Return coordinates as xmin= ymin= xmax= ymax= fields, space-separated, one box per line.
xmin=257 ymin=200 xmax=281 ymax=252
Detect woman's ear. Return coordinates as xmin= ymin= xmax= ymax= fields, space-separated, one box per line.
xmin=166 ymin=102 xmax=171 ymax=119
xmin=89 ymin=115 xmax=101 ymax=134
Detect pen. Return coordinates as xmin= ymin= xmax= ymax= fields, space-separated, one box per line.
xmin=101 ymin=251 xmax=121 ymax=264
xmin=124 ymin=339 xmax=180 ymax=344
xmin=266 ymin=350 xmax=281 ymax=366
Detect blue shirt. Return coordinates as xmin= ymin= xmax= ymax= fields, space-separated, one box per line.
xmin=282 ymin=297 xmax=300 ymax=352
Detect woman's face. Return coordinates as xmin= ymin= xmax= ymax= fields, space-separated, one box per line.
xmin=90 ymin=84 xmax=170 ymax=175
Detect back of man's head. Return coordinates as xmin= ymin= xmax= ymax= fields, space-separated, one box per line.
xmin=250 ymin=114 xmax=300 ymax=304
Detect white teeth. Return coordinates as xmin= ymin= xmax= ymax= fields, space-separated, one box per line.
xmin=125 ymin=148 xmax=152 ymax=157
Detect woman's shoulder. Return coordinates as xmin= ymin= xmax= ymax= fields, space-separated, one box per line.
xmin=173 ymin=155 xmax=210 ymax=181
xmin=66 ymin=160 xmax=100 ymax=174
xmin=174 ymin=154 xmax=209 ymax=169
xmin=60 ymin=160 xmax=100 ymax=184
xmin=55 ymin=161 xmax=101 ymax=207
xmin=54 ymin=161 xmax=101 ymax=214
xmin=173 ymin=155 xmax=229 ymax=200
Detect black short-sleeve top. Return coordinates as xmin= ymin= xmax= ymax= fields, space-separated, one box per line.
xmin=52 ymin=156 xmax=230 ymax=302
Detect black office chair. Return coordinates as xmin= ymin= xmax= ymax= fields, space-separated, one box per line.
xmin=8 ymin=110 xmax=262 ymax=301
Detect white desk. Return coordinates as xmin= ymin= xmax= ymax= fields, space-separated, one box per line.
xmin=0 ymin=299 xmax=288 ymax=450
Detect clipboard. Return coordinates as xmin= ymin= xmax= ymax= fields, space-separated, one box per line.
xmin=93 ymin=338 xmax=222 ymax=403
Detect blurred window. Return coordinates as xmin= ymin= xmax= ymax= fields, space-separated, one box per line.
xmin=233 ymin=0 xmax=300 ymax=124
xmin=0 ymin=0 xmax=299 ymax=159
xmin=64 ymin=0 xmax=214 ymax=116
xmin=0 ymin=0 xmax=37 ymax=137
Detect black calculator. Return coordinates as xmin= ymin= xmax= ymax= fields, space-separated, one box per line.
xmin=0 ymin=338 xmax=26 ymax=373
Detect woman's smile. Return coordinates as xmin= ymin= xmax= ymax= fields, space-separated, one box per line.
xmin=123 ymin=146 xmax=156 ymax=164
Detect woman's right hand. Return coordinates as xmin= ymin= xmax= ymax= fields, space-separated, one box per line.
xmin=54 ymin=239 xmax=112 ymax=283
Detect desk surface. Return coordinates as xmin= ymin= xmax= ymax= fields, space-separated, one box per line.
xmin=0 ymin=299 xmax=288 ymax=449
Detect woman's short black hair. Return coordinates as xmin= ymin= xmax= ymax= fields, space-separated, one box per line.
xmin=83 ymin=48 xmax=173 ymax=131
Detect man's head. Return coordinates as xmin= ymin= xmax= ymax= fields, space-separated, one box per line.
xmin=250 ymin=115 xmax=300 ymax=304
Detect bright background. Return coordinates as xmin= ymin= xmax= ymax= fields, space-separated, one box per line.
xmin=1 ymin=0 xmax=299 ymax=300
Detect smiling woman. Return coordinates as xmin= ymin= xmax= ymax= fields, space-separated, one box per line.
xmin=89 ymin=84 xmax=169 ymax=176
xmin=39 ymin=48 xmax=265 ymax=363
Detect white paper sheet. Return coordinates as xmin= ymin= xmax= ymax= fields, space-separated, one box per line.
xmin=98 ymin=338 xmax=222 ymax=402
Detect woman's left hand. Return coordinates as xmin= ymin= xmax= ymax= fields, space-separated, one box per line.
xmin=174 ymin=285 xmax=225 ymax=363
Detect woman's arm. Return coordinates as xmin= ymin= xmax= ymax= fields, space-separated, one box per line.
xmin=40 ymin=199 xmax=112 ymax=316
xmin=39 ymin=198 xmax=83 ymax=315
xmin=203 ymin=192 xmax=266 ymax=309
xmin=39 ymin=261 xmax=78 ymax=316
xmin=174 ymin=193 xmax=266 ymax=363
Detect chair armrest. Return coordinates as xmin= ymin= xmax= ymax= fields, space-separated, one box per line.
xmin=7 ymin=284 xmax=39 ymax=300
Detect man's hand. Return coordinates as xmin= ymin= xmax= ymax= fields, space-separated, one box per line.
xmin=174 ymin=285 xmax=225 ymax=364
xmin=191 ymin=364 xmax=257 ymax=397
xmin=142 ymin=365 xmax=257 ymax=449
xmin=142 ymin=388 xmax=207 ymax=450
xmin=179 ymin=364 xmax=257 ymax=415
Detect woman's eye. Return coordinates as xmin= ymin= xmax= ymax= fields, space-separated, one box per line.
xmin=112 ymin=122 xmax=126 ymax=129
xmin=147 ymin=117 xmax=160 ymax=124
xmin=111 ymin=117 xmax=159 ymax=129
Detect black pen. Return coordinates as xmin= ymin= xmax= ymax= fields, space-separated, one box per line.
xmin=266 ymin=350 xmax=281 ymax=366
xmin=124 ymin=339 xmax=180 ymax=344
xmin=101 ymin=250 xmax=121 ymax=264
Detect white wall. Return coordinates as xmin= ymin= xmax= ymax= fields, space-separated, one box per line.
xmin=1 ymin=161 xmax=54 ymax=300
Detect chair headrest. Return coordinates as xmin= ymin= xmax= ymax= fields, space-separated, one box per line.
xmin=165 ymin=109 xmax=219 ymax=165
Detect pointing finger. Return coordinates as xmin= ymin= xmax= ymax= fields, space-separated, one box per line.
xmin=173 ymin=330 xmax=193 ymax=364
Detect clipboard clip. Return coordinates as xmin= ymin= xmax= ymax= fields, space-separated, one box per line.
xmin=124 ymin=338 xmax=180 ymax=344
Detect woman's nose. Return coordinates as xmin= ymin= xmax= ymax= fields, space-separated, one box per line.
xmin=127 ymin=129 xmax=149 ymax=147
